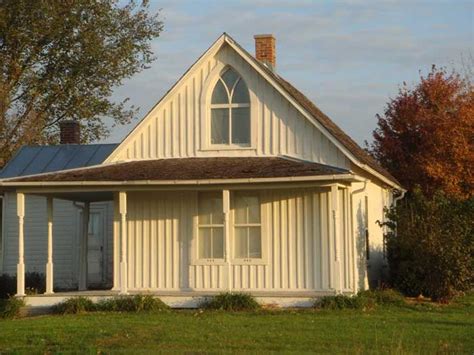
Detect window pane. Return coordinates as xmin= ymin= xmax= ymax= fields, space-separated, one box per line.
xmin=212 ymin=227 xmax=224 ymax=258
xmin=234 ymin=227 xmax=248 ymax=259
xmin=231 ymin=107 xmax=250 ymax=145
xmin=198 ymin=192 xmax=223 ymax=225
xmin=211 ymin=108 xmax=229 ymax=144
xmin=232 ymin=79 xmax=250 ymax=104
xmin=221 ymin=68 xmax=239 ymax=91
xmin=199 ymin=228 xmax=212 ymax=259
xmin=234 ymin=195 xmax=247 ymax=224
xmin=234 ymin=194 xmax=260 ymax=224
xmin=88 ymin=213 xmax=100 ymax=235
xmin=211 ymin=80 xmax=228 ymax=104
xmin=247 ymin=196 xmax=260 ymax=223
xmin=249 ymin=227 xmax=262 ymax=258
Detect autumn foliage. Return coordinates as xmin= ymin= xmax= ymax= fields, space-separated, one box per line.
xmin=370 ymin=66 xmax=474 ymax=199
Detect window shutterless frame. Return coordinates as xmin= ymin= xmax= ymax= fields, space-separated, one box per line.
xmin=210 ymin=67 xmax=251 ymax=147
xmin=231 ymin=192 xmax=267 ymax=265
xmin=194 ymin=192 xmax=225 ymax=265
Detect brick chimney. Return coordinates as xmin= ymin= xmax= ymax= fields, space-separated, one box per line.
xmin=254 ymin=34 xmax=276 ymax=69
xmin=59 ymin=120 xmax=81 ymax=144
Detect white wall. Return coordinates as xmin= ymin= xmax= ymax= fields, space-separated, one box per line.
xmin=1 ymin=192 xmax=113 ymax=289
xmin=119 ymin=187 xmax=354 ymax=293
xmin=108 ymin=44 xmax=350 ymax=170
xmin=351 ymin=181 xmax=392 ymax=290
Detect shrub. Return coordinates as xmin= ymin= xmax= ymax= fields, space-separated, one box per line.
xmin=382 ymin=189 xmax=473 ymax=302
xmin=96 ymin=295 xmax=169 ymax=313
xmin=201 ymin=292 xmax=260 ymax=311
xmin=53 ymin=297 xmax=96 ymax=314
xmin=0 ymin=297 xmax=25 ymax=319
xmin=358 ymin=289 xmax=405 ymax=306
xmin=0 ymin=272 xmax=46 ymax=299
xmin=314 ymin=294 xmax=373 ymax=310
xmin=314 ymin=289 xmax=405 ymax=310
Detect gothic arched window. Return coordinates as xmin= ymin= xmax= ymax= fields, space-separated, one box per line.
xmin=210 ymin=67 xmax=250 ymax=146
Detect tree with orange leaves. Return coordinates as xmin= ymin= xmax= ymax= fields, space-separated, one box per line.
xmin=370 ymin=66 xmax=474 ymax=199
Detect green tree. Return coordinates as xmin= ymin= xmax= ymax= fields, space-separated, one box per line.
xmin=382 ymin=188 xmax=473 ymax=302
xmin=0 ymin=0 xmax=163 ymax=166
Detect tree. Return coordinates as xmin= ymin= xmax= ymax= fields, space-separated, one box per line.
xmin=369 ymin=66 xmax=474 ymax=199
xmin=0 ymin=0 xmax=163 ymax=166
xmin=382 ymin=188 xmax=473 ymax=302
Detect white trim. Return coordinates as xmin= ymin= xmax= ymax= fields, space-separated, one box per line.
xmin=200 ymin=63 xmax=256 ymax=151
xmin=1 ymin=174 xmax=360 ymax=188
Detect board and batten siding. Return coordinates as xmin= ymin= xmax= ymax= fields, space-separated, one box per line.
xmin=108 ymin=44 xmax=350 ymax=170
xmin=1 ymin=192 xmax=114 ymax=289
xmin=118 ymin=187 xmax=354 ymax=293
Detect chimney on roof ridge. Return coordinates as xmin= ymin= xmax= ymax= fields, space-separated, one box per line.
xmin=59 ymin=120 xmax=81 ymax=144
xmin=254 ymin=34 xmax=276 ymax=70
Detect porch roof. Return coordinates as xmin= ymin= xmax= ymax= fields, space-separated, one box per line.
xmin=2 ymin=157 xmax=351 ymax=184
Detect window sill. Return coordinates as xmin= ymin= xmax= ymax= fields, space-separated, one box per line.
xmin=231 ymin=259 xmax=267 ymax=266
xmin=191 ymin=260 xmax=227 ymax=266
xmin=200 ymin=145 xmax=256 ymax=152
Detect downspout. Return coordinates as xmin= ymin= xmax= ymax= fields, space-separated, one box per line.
xmin=392 ymin=189 xmax=406 ymax=206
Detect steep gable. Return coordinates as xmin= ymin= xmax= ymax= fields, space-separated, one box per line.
xmin=105 ymin=33 xmax=400 ymax=189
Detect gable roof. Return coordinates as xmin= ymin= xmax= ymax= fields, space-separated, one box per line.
xmin=105 ymin=33 xmax=401 ymax=190
xmin=229 ymin=35 xmax=400 ymax=188
xmin=0 ymin=144 xmax=118 ymax=179
xmin=5 ymin=157 xmax=351 ymax=183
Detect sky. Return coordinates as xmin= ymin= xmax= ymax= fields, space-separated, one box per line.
xmin=106 ymin=0 xmax=474 ymax=146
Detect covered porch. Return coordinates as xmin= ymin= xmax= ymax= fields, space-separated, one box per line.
xmin=1 ymin=157 xmax=363 ymax=307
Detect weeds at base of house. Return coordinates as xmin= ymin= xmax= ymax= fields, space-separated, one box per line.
xmin=0 ymin=297 xmax=25 ymax=319
xmin=53 ymin=295 xmax=169 ymax=315
xmin=200 ymin=292 xmax=261 ymax=311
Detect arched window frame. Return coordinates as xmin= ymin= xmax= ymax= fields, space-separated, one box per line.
xmin=204 ymin=66 xmax=253 ymax=149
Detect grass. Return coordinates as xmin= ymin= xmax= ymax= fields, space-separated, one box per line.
xmin=0 ymin=293 xmax=472 ymax=353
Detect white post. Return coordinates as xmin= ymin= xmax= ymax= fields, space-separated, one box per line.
xmin=78 ymin=202 xmax=90 ymax=291
xmin=112 ymin=193 xmax=120 ymax=291
xmin=45 ymin=197 xmax=54 ymax=294
xmin=331 ymin=184 xmax=343 ymax=294
xmin=119 ymin=191 xmax=128 ymax=295
xmin=223 ymin=189 xmax=231 ymax=292
xmin=16 ymin=192 xmax=25 ymax=297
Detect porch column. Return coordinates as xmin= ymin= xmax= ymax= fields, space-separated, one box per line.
xmin=119 ymin=191 xmax=128 ymax=294
xmin=16 ymin=192 xmax=25 ymax=297
xmin=223 ymin=189 xmax=231 ymax=292
xmin=331 ymin=184 xmax=343 ymax=294
xmin=45 ymin=197 xmax=54 ymax=294
xmin=79 ymin=202 xmax=90 ymax=291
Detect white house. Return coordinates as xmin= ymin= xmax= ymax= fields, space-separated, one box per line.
xmin=0 ymin=34 xmax=403 ymax=307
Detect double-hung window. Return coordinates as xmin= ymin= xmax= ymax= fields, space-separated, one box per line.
xmin=210 ymin=67 xmax=250 ymax=146
xmin=233 ymin=193 xmax=262 ymax=260
xmin=197 ymin=192 xmax=224 ymax=261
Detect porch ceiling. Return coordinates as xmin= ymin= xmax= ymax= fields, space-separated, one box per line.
xmin=30 ymin=190 xmax=114 ymax=202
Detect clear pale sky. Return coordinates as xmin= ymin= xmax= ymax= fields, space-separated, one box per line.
xmin=106 ymin=0 xmax=473 ymax=145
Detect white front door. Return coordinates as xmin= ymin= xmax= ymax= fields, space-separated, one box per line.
xmin=87 ymin=208 xmax=106 ymax=287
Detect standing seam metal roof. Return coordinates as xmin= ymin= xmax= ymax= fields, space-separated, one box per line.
xmin=0 ymin=144 xmax=118 ymax=179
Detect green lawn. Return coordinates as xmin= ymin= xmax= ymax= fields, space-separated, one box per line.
xmin=0 ymin=295 xmax=473 ymax=354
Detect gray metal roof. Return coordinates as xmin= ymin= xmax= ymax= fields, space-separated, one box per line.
xmin=0 ymin=144 xmax=118 ymax=179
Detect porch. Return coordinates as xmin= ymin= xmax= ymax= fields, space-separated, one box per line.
xmin=24 ymin=289 xmax=341 ymax=309
xmin=1 ymin=156 xmax=363 ymax=306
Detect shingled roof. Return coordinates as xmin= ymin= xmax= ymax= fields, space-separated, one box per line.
xmin=229 ymin=35 xmax=400 ymax=187
xmin=6 ymin=157 xmax=351 ymax=183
